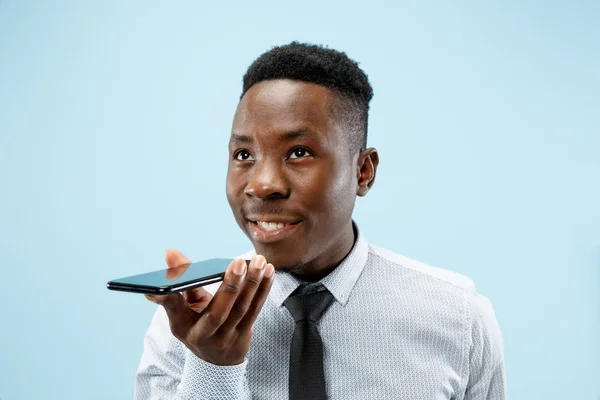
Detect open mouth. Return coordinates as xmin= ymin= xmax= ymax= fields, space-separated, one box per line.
xmin=247 ymin=219 xmax=302 ymax=243
xmin=251 ymin=220 xmax=300 ymax=231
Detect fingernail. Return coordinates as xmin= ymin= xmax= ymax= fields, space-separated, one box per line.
xmin=233 ymin=259 xmax=246 ymax=276
xmin=265 ymin=263 xmax=275 ymax=278
xmin=254 ymin=255 xmax=266 ymax=270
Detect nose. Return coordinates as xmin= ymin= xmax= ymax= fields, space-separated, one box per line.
xmin=244 ymin=158 xmax=290 ymax=199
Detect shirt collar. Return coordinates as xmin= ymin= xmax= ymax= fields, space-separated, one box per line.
xmin=267 ymin=221 xmax=369 ymax=307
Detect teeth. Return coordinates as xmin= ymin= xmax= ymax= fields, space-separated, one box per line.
xmin=257 ymin=221 xmax=287 ymax=231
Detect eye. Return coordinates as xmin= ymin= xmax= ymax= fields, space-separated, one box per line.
xmin=234 ymin=150 xmax=254 ymax=161
xmin=288 ymin=147 xmax=311 ymax=159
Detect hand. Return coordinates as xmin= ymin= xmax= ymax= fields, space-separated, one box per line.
xmin=145 ymin=249 xmax=275 ymax=366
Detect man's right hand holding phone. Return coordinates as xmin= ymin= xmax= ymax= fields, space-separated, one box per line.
xmin=145 ymin=250 xmax=275 ymax=366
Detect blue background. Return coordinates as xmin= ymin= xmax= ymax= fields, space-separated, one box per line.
xmin=0 ymin=1 xmax=598 ymax=399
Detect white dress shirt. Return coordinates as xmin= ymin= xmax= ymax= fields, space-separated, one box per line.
xmin=134 ymin=224 xmax=506 ymax=399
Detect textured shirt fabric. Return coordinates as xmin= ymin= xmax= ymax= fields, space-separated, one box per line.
xmin=134 ymin=224 xmax=507 ymax=399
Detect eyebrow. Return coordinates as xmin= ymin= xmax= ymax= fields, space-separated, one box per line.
xmin=230 ymin=133 xmax=252 ymax=143
xmin=230 ymin=129 xmax=319 ymax=143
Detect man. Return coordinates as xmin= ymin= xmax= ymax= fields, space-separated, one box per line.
xmin=135 ymin=42 xmax=506 ymax=399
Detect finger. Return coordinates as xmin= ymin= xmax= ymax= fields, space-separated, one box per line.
xmin=164 ymin=248 xmax=203 ymax=304
xmin=166 ymin=264 xmax=190 ymax=280
xmin=184 ymin=285 xmax=210 ymax=304
xmin=145 ymin=294 xmax=162 ymax=303
xmin=156 ymin=292 xmax=199 ymax=339
xmin=145 ymin=293 xmax=175 ymax=304
xmin=219 ymin=255 xmax=267 ymax=333
xmin=165 ymin=248 xmax=192 ymax=268
xmin=196 ymin=258 xmax=248 ymax=336
xmin=237 ymin=263 xmax=275 ymax=332
xmin=145 ymin=288 xmax=211 ymax=317
xmin=184 ymin=286 xmax=213 ymax=313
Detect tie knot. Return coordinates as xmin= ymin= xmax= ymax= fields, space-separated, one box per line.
xmin=283 ymin=288 xmax=335 ymax=323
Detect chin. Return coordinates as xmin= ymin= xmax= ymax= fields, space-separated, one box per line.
xmin=252 ymin=243 xmax=304 ymax=270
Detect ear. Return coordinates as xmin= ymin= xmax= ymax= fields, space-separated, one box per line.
xmin=356 ymin=147 xmax=379 ymax=197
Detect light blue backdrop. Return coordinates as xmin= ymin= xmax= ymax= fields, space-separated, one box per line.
xmin=0 ymin=1 xmax=598 ymax=399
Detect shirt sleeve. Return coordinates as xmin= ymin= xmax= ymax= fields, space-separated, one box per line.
xmin=176 ymin=352 xmax=251 ymax=399
xmin=134 ymin=306 xmax=252 ymax=400
xmin=463 ymin=292 xmax=507 ymax=400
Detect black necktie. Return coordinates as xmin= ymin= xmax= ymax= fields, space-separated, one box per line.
xmin=283 ymin=286 xmax=335 ymax=400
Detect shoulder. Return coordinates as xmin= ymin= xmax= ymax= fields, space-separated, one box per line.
xmin=367 ymin=245 xmax=500 ymax=329
xmin=365 ymin=245 xmax=506 ymax=391
xmin=368 ymin=244 xmax=476 ymax=292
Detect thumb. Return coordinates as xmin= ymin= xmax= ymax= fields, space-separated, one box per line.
xmin=163 ymin=248 xmax=213 ymax=311
xmin=165 ymin=248 xmax=192 ymax=268
xmin=165 ymin=249 xmax=192 ymax=281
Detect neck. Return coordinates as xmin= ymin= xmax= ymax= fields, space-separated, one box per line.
xmin=291 ymin=221 xmax=357 ymax=282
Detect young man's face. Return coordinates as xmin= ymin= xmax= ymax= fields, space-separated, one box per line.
xmin=226 ymin=79 xmax=375 ymax=277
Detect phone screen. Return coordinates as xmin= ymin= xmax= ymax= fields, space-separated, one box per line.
xmin=108 ymin=258 xmax=234 ymax=292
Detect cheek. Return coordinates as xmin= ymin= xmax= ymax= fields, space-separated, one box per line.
xmin=225 ymin=184 xmax=234 ymax=208
xmin=327 ymin=171 xmax=356 ymax=216
xmin=298 ymin=162 xmax=355 ymax=216
xmin=225 ymin=171 xmax=243 ymax=209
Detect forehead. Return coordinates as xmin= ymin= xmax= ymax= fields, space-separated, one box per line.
xmin=232 ymin=79 xmax=339 ymax=139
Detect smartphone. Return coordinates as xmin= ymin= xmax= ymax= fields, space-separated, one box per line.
xmin=106 ymin=258 xmax=249 ymax=295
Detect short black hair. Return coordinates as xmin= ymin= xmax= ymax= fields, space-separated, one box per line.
xmin=241 ymin=42 xmax=373 ymax=152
